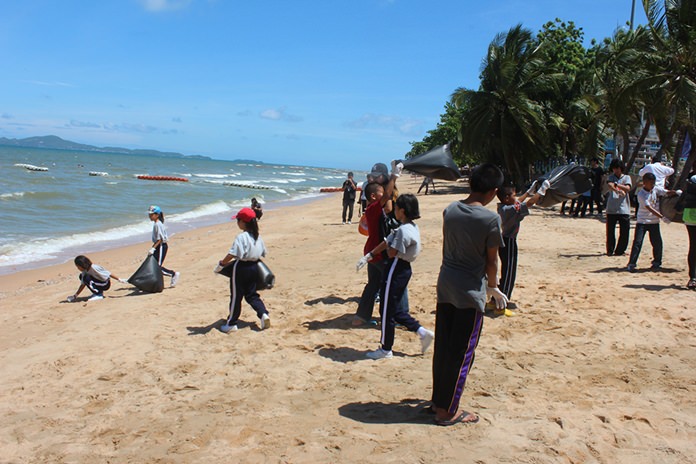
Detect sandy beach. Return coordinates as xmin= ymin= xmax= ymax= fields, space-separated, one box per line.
xmin=0 ymin=176 xmax=694 ymax=463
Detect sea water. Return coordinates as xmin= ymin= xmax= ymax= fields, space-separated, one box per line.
xmin=0 ymin=146 xmax=359 ymax=274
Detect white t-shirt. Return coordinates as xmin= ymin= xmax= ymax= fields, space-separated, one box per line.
xmin=152 ymin=221 xmax=168 ymax=243
xmin=229 ymin=231 xmax=267 ymax=261
xmin=83 ymin=264 xmax=111 ymax=282
xmin=636 ymin=187 xmax=666 ymax=224
xmin=638 ymin=163 xmax=674 ymax=189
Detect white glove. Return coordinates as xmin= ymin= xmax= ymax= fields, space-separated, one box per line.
xmin=675 ymin=189 xmax=683 ymax=196
xmin=536 ymin=179 xmax=551 ymax=196
xmin=117 ymin=278 xmax=128 ymax=284
xmin=525 ymin=180 xmax=538 ymax=196
xmin=486 ymin=286 xmax=509 ymax=310
xmin=67 ymin=295 xmax=76 ymax=302
xmin=148 ymin=247 xmax=156 ymax=255
xmin=356 ymin=252 xmax=372 ymax=271
xmin=661 ymin=216 xmax=671 ymax=224
xmin=390 ymin=161 xmax=404 ymax=178
xmin=213 ymin=264 xmax=224 ymax=273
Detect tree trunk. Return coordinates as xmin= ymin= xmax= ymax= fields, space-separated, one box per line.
xmin=626 ymin=117 xmax=652 ymax=173
xmin=675 ymin=140 xmax=696 ymax=189
xmin=621 ymin=127 xmax=633 ymax=171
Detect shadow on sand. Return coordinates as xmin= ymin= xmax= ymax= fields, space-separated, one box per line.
xmin=338 ymin=398 xmax=434 ymax=425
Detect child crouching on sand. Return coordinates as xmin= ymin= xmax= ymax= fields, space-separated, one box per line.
xmin=357 ymin=194 xmax=434 ymax=359
xmin=67 ymin=255 xmax=126 ymax=302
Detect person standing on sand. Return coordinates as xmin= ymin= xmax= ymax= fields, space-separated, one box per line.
xmin=430 ymin=163 xmax=507 ymax=426
xmin=353 ymin=162 xmax=401 ymax=326
xmin=357 ymin=194 xmax=434 ymax=359
xmin=605 ymin=159 xmax=632 ymax=256
xmin=639 ymin=155 xmax=674 ymax=189
xmin=216 ymin=207 xmax=271 ymax=333
xmin=148 ymin=205 xmax=180 ymax=287
xmin=680 ymin=168 xmax=696 ymax=289
xmin=342 ymin=172 xmax=357 ymax=224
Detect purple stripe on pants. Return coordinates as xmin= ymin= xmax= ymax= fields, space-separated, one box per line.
xmin=449 ymin=310 xmax=483 ymax=413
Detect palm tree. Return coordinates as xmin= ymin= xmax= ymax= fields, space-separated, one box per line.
xmin=641 ymin=0 xmax=696 ymax=186
xmin=453 ymin=25 xmax=561 ymax=185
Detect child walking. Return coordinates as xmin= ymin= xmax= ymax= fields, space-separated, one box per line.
xmin=148 ymin=205 xmax=180 ymax=287
xmin=67 ymin=255 xmax=125 ymax=302
xmin=357 ymin=194 xmax=434 ymax=359
xmin=627 ymin=172 xmax=678 ymax=272
xmin=495 ymin=184 xmax=539 ymax=313
xmin=217 ymin=207 xmax=271 ymax=333
xmin=431 ymin=163 xmax=507 ymax=426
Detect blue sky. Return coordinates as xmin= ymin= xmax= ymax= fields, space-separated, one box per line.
xmin=0 ymin=0 xmax=646 ymax=169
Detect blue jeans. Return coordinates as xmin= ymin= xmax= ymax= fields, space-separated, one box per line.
xmin=628 ymin=223 xmax=663 ymax=268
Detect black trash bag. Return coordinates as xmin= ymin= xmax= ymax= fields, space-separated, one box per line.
xmin=128 ymin=255 xmax=164 ymax=293
xmin=217 ymin=260 xmax=275 ymax=291
xmin=402 ymin=144 xmax=462 ymax=181
xmin=537 ymin=164 xmax=594 ymax=207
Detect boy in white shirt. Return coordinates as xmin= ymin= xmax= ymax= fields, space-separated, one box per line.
xmin=627 ymin=172 xmax=678 ymax=272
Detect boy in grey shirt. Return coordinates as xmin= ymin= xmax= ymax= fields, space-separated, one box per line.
xmin=431 ymin=163 xmax=506 ymax=426
xmin=605 ymin=159 xmax=632 ymax=256
xmin=495 ymin=184 xmax=540 ymax=312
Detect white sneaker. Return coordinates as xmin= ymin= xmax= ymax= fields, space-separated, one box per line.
xmin=170 ymin=272 xmax=180 ymax=287
xmin=220 ymin=324 xmax=238 ymax=333
xmin=88 ymin=294 xmax=104 ymax=301
xmin=260 ymin=313 xmax=271 ymax=330
xmin=420 ymin=329 xmax=435 ymax=354
xmin=366 ymin=347 xmax=393 ymax=359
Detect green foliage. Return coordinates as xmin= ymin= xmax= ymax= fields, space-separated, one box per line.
xmin=408 ymin=2 xmax=696 ymax=186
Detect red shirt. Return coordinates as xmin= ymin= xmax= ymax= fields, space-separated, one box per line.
xmin=363 ymin=200 xmax=385 ymax=262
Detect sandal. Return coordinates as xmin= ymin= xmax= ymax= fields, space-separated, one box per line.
xmin=435 ymin=411 xmax=479 ymax=426
xmin=687 ymin=278 xmax=696 ymax=290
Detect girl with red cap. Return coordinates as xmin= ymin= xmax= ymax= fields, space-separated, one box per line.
xmin=216 ymin=207 xmax=271 ymax=332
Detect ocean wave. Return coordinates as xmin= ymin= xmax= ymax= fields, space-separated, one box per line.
xmin=1 ymin=191 xmax=31 ymax=200
xmin=190 ymin=173 xmax=233 ymax=179
xmin=168 ymin=201 xmax=235 ymax=222
xmin=0 ymin=221 xmax=150 ymax=268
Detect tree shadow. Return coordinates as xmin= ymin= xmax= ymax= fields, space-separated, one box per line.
xmin=317 ymin=344 xmax=410 ymax=363
xmin=305 ymin=295 xmax=361 ymax=306
xmin=338 ymin=398 xmax=434 ymax=425
xmin=186 ymin=318 xmax=254 ymax=335
xmin=622 ymin=283 xmax=684 ymax=291
xmin=303 ymin=313 xmax=380 ymax=331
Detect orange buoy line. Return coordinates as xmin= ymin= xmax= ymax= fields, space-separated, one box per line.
xmin=319 ymin=187 xmax=362 ymax=193
xmin=136 ymin=175 xmax=189 ymax=182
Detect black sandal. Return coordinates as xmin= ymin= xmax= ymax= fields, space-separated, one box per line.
xmin=687 ymin=278 xmax=696 ymax=290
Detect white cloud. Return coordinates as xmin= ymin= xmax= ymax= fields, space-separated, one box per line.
xmin=345 ymin=113 xmax=423 ymax=136
xmin=23 ymin=80 xmax=75 ymax=87
xmin=259 ymin=107 xmax=303 ymax=122
xmin=139 ymin=0 xmax=192 ymax=12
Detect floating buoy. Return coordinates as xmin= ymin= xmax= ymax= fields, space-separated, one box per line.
xmin=320 ymin=186 xmax=361 ymax=193
xmin=15 ymin=163 xmax=49 ymax=171
xmin=137 ymin=175 xmax=189 ymax=182
xmin=223 ymin=182 xmax=273 ymax=190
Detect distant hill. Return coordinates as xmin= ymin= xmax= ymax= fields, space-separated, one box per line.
xmin=0 ymin=135 xmax=211 ymax=160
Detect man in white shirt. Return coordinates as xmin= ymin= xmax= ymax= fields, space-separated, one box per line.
xmin=638 ymin=155 xmax=675 ymax=189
